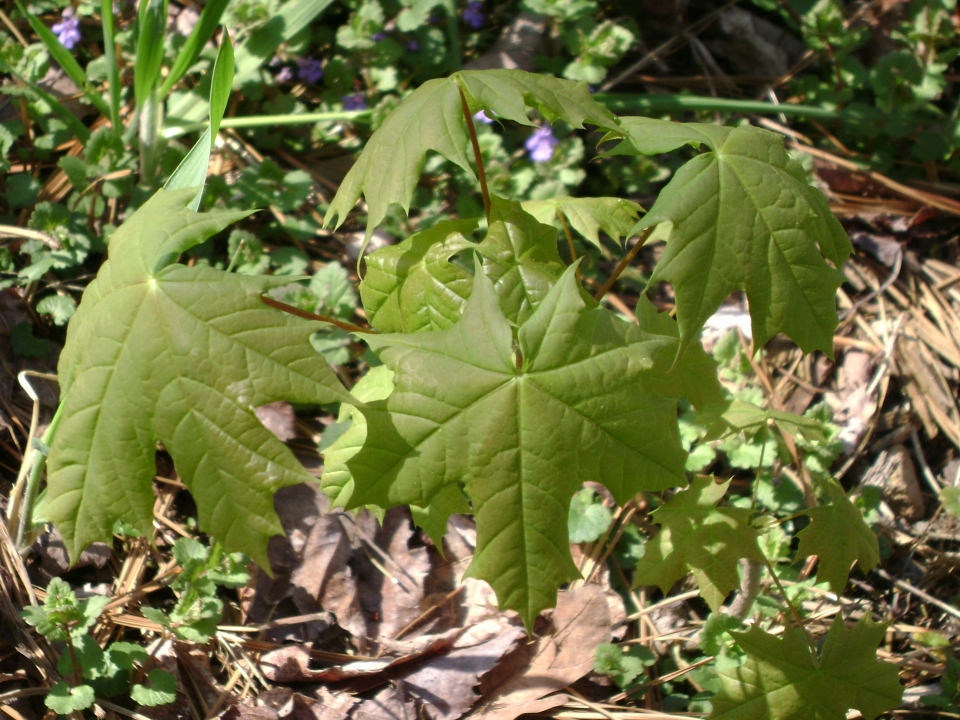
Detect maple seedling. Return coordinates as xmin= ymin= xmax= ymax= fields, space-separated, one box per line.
xmin=42 ymin=68 xmax=902 ymax=718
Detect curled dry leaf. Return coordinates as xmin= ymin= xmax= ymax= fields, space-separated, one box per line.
xmin=471 ymin=585 xmax=617 ymax=720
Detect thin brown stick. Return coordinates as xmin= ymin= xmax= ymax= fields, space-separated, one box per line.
xmin=260 ymin=295 xmax=370 ymax=334
xmin=458 ymin=86 xmax=490 ymax=221
xmin=594 ymin=228 xmax=652 ymax=302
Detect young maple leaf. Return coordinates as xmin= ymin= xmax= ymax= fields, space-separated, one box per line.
xmin=632 ymin=476 xmax=764 ymax=611
xmin=47 ymin=188 xmax=353 ymax=568
xmin=711 ymin=615 xmax=902 ymax=720
xmin=795 ymin=478 xmax=880 ymax=593
xmin=346 ymin=258 xmax=722 ymax=628
xmin=620 ymin=117 xmax=852 ymax=358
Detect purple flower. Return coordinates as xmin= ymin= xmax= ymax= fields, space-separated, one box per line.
xmin=473 ymin=110 xmax=493 ymax=124
xmin=406 ymin=39 xmax=419 ymax=52
xmin=372 ymin=31 xmax=386 ymax=41
xmin=296 ymin=57 xmax=323 ymax=84
xmin=52 ymin=7 xmax=81 ymax=49
xmin=463 ymin=1 xmax=484 ymax=29
xmin=276 ymin=66 xmax=293 ymax=83
xmin=342 ymin=93 xmax=367 ymax=111
xmin=524 ymin=125 xmax=558 ymax=163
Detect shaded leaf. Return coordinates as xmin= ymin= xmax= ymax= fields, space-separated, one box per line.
xmin=47 ymin=188 xmax=352 ymax=568
xmin=711 ymin=615 xmax=902 ymax=720
xmin=706 ymin=399 xmax=825 ymax=443
xmin=360 ymin=219 xmax=479 ymax=333
xmin=348 ymin=259 xmax=720 ymax=627
xmin=623 ymin=118 xmax=852 ymax=356
xmin=520 ymin=196 xmax=643 ymax=248
xmin=632 ymin=476 xmax=764 ymax=611
xmin=477 ymin=197 xmax=566 ymax=325
xmin=131 ymin=668 xmax=178 ymax=706
xmin=795 ymin=478 xmax=879 ymax=593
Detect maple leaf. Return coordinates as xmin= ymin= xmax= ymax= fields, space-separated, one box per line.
xmin=632 ymin=476 xmax=764 ymax=611
xmin=705 ymin=399 xmax=825 ymax=444
xmin=621 ymin=117 xmax=852 ymax=357
xmin=319 ymin=365 xmax=470 ymax=547
xmin=795 ymin=478 xmax=880 ymax=593
xmin=47 ymin=188 xmax=352 ymax=567
xmin=346 ymin=257 xmax=721 ymax=627
xmin=521 ymin=197 xmax=643 ymax=249
xmin=360 ymin=219 xmax=479 ymax=333
xmin=324 ymin=69 xmax=619 ymax=244
xmin=478 ymin=197 xmax=566 ymax=324
xmin=711 ymin=615 xmax=902 ymax=720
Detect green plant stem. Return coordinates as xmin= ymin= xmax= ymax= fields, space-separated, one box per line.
xmin=595 ymin=93 xmax=878 ymax=121
xmin=161 ymin=110 xmax=373 ymax=139
xmin=459 ymin=87 xmax=490 ymax=222
xmin=63 ymin=631 xmax=83 ymax=687
xmin=761 ymin=554 xmax=817 ymax=654
xmin=16 ymin=400 xmax=65 ymax=549
xmin=100 ymin=0 xmax=121 ymax=134
xmin=594 ymin=227 xmax=652 ymax=302
xmin=139 ymin=88 xmax=162 ymax=184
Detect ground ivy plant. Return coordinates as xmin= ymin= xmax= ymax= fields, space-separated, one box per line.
xmin=42 ymin=68 xmax=904 ymax=718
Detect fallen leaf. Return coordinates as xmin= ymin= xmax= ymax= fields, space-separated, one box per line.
xmin=223 ymin=705 xmax=280 ymax=720
xmin=403 ymin=618 xmax=525 ymax=720
xmin=352 ymin=685 xmax=417 ymax=720
xmin=291 ymin=690 xmax=357 ymax=720
xmin=255 ymin=401 xmax=298 ymax=442
xmin=471 ymin=585 xmax=615 ymax=720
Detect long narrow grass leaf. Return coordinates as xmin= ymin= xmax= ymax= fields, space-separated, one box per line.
xmin=158 ymin=0 xmax=229 ymax=98
xmin=164 ymin=127 xmax=212 ymax=209
xmin=134 ymin=0 xmax=167 ymax=108
xmin=100 ymin=0 xmax=121 ymax=132
xmin=208 ymin=29 xmax=234 ymax=141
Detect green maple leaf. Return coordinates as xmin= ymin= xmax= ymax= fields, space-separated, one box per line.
xmin=47 ymin=188 xmax=352 ymax=567
xmin=346 ymin=258 xmax=721 ymax=627
xmin=359 ymin=219 xmax=479 ymax=333
xmin=706 ymin=399 xmax=825 ymax=444
xmin=632 ymin=476 xmax=764 ymax=611
xmin=478 ymin=197 xmax=567 ymax=325
xmin=711 ymin=615 xmax=902 ymax=720
xmin=621 ymin=117 xmax=852 ymax=356
xmin=795 ymin=478 xmax=879 ymax=593
xmin=521 ymin=196 xmax=643 ymax=249
xmin=325 ymin=69 xmax=619 ymax=244
xmin=320 ymin=365 xmax=470 ymax=547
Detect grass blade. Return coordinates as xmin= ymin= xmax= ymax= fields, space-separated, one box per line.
xmin=158 ymin=0 xmax=229 ymax=99
xmin=134 ymin=0 xmax=168 ymax=108
xmin=15 ymin=0 xmax=112 ymax=119
xmin=208 ymin=29 xmax=234 ymax=140
xmin=100 ymin=0 xmax=121 ymax=133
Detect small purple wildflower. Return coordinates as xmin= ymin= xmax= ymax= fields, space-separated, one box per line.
xmin=342 ymin=93 xmax=367 ymax=111
xmin=463 ymin=1 xmax=484 ymax=29
xmin=296 ymin=57 xmax=323 ymax=84
xmin=276 ymin=66 xmax=293 ymax=83
xmin=52 ymin=7 xmax=81 ymax=50
xmin=524 ymin=125 xmax=558 ymax=163
xmin=473 ymin=110 xmax=493 ymax=125
xmin=372 ymin=31 xmax=386 ymax=41
xmin=406 ymin=39 xmax=419 ymax=52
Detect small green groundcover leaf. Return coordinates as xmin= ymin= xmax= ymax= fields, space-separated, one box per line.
xmin=795 ymin=478 xmax=880 ymax=593
xmin=632 ymin=476 xmax=764 ymax=611
xmin=347 ymin=257 xmax=721 ymax=628
xmin=47 ymin=188 xmax=353 ymax=568
xmin=620 ymin=117 xmax=852 ymax=357
xmin=568 ymin=488 xmax=613 ymax=544
xmin=941 ymin=485 xmax=960 ymax=518
xmin=710 ymin=615 xmax=902 ymax=720
xmin=46 ymin=682 xmax=95 ymax=714
xmin=131 ymin=669 xmax=178 ymax=706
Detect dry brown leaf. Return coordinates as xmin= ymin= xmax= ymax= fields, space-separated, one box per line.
xmin=223 ymin=705 xmax=280 ymax=720
xmin=351 ymin=685 xmax=417 ymax=720
xmin=255 ymin=401 xmax=298 ymax=442
xmin=470 ymin=585 xmax=615 ymax=720
xmin=831 ymin=350 xmax=877 ymax=453
xmin=291 ymin=689 xmax=358 ymax=720
xmin=402 ymin=618 xmax=525 ymax=720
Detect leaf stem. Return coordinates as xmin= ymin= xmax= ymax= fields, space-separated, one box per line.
xmin=594 ymin=227 xmax=652 ymax=302
xmin=761 ymin=554 xmax=817 ymax=654
xmin=458 ymin=86 xmax=490 ymax=222
xmin=16 ymin=398 xmax=64 ymax=550
xmin=260 ymin=295 xmax=370 ymax=335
